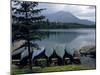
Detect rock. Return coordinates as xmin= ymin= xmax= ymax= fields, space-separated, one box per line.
xmin=79 ymin=45 xmax=96 ymax=58
xmin=73 ymin=50 xmax=80 ymax=57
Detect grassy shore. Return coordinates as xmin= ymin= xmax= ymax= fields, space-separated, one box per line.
xmin=11 ymin=65 xmax=95 ymax=75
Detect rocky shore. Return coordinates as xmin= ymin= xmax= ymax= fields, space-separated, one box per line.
xmin=79 ymin=45 xmax=96 ymax=58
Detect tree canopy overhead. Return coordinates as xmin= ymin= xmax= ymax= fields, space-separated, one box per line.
xmin=12 ymin=0 xmax=46 ymax=40
xmin=12 ymin=1 xmax=45 ymax=24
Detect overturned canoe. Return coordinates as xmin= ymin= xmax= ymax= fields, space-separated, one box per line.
xmin=32 ymin=47 xmax=45 ymax=60
xmin=45 ymin=46 xmax=54 ymax=58
xmin=65 ymin=44 xmax=75 ymax=56
xmin=55 ymin=44 xmax=65 ymax=58
xmin=21 ymin=48 xmax=29 ymax=60
xmin=12 ymin=47 xmax=25 ymax=59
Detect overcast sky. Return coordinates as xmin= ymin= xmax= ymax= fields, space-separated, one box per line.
xmin=37 ymin=2 xmax=95 ymax=22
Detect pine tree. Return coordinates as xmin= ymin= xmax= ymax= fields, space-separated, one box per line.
xmin=12 ymin=0 xmax=45 ymax=71
xmin=46 ymin=19 xmax=50 ymax=29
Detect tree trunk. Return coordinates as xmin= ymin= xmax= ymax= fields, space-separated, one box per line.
xmin=27 ymin=39 xmax=32 ymax=71
xmin=24 ymin=2 xmax=32 ymax=71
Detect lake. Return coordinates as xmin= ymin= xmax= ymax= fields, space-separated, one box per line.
xmin=34 ymin=28 xmax=96 ymax=68
xmin=35 ymin=29 xmax=95 ymax=50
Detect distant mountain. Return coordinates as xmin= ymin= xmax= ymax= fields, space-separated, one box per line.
xmin=45 ymin=11 xmax=95 ymax=25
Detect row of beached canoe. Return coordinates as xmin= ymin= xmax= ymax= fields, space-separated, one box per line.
xmin=12 ymin=44 xmax=76 ymax=61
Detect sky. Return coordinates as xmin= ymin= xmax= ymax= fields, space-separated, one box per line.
xmin=37 ymin=2 xmax=95 ymax=22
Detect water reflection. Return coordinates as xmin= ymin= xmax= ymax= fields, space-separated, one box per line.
xmin=35 ymin=29 xmax=95 ymax=49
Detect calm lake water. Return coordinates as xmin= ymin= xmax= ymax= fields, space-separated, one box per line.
xmin=34 ymin=28 xmax=96 ymax=68
xmin=35 ymin=29 xmax=95 ymax=49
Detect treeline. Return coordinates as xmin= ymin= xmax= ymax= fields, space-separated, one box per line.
xmin=13 ymin=21 xmax=95 ymax=31
xmin=29 ymin=21 xmax=96 ymax=29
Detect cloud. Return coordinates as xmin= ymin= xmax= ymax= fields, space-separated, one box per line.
xmin=37 ymin=2 xmax=95 ymax=22
xmin=38 ymin=3 xmax=67 ymax=14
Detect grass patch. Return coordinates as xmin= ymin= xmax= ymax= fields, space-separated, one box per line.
xmin=11 ymin=65 xmax=34 ymax=75
xmin=32 ymin=65 xmax=95 ymax=73
xmin=11 ymin=65 xmax=95 ymax=75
